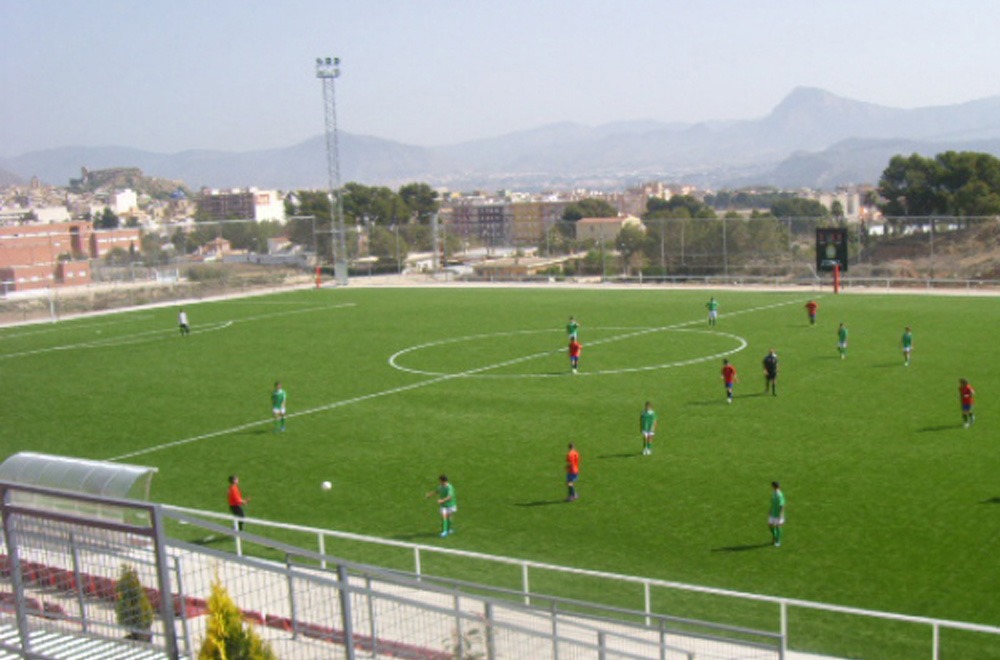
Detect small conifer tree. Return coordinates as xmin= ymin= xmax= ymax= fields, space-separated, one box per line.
xmin=115 ymin=564 xmax=154 ymax=641
xmin=198 ymin=575 xmax=277 ymax=660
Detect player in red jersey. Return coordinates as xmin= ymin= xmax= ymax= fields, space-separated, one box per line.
xmin=568 ymin=338 xmax=582 ymax=374
xmin=959 ymin=378 xmax=976 ymax=428
xmin=565 ymin=443 xmax=580 ymax=501
xmin=721 ymin=358 xmax=738 ymax=404
xmin=804 ymin=300 xmax=819 ymax=325
xmin=227 ymin=475 xmax=249 ymax=530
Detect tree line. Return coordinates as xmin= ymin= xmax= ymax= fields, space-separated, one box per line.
xmin=116 ymin=150 xmax=1000 ymax=271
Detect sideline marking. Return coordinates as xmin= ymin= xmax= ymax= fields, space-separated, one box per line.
xmin=108 ymin=297 xmax=807 ymax=461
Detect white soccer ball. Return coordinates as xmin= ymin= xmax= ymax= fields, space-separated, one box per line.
xmin=321 ymin=481 xmax=332 ymax=491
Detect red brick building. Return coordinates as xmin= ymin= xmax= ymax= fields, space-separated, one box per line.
xmin=89 ymin=227 xmax=140 ymax=259
xmin=0 ymin=222 xmax=139 ymax=293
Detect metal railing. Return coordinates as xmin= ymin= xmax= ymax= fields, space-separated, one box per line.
xmin=0 ymin=482 xmax=181 ymax=658
xmin=165 ymin=504 xmax=1000 ymax=659
xmin=167 ymin=510 xmax=776 ymax=660
xmin=0 ymin=482 xmax=780 ymax=659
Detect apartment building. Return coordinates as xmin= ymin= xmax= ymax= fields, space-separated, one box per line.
xmin=574 ymin=215 xmax=644 ymax=243
xmin=89 ymin=227 xmax=141 ymax=258
xmin=0 ymin=221 xmax=141 ymax=293
xmin=198 ymin=188 xmax=286 ymax=223
xmin=0 ymin=222 xmax=90 ymax=292
xmin=445 ymin=198 xmax=571 ymax=246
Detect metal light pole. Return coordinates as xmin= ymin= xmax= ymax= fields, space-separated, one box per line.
xmin=659 ymin=218 xmax=666 ymax=271
xmin=722 ymin=216 xmax=729 ymax=278
xmin=393 ymin=223 xmax=401 ymax=274
xmin=316 ymin=57 xmax=349 ymax=285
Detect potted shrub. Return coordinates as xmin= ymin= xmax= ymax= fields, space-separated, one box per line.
xmin=115 ymin=564 xmax=154 ymax=642
xmin=199 ymin=576 xmax=276 ymax=660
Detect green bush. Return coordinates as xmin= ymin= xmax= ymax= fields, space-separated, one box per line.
xmin=115 ymin=564 xmax=154 ymax=641
xmin=186 ymin=265 xmax=228 ymax=282
xmin=199 ymin=576 xmax=276 ymax=660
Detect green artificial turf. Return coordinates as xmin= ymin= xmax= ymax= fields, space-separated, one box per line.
xmin=2 ymin=287 xmax=998 ymax=657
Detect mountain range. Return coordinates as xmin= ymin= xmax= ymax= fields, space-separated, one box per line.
xmin=5 ymin=86 xmax=1000 ymax=192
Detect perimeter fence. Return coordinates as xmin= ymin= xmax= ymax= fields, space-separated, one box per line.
xmin=2 ymin=216 xmax=999 ymax=327
xmin=0 ymin=263 xmax=313 ymax=327
xmin=0 ymin=481 xmax=781 ymax=660
xmin=3 ymin=482 xmax=1000 ymax=659
xmin=163 ymin=505 xmax=1000 ymax=660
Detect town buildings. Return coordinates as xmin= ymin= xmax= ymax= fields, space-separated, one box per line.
xmin=0 ymin=222 xmax=140 ymax=293
xmin=1 ymin=165 xmax=877 ymax=293
xmin=197 ymin=188 xmax=286 ymax=224
xmin=574 ymin=215 xmax=643 ymax=243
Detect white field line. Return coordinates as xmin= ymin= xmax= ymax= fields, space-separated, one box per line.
xmin=0 ymin=314 xmax=156 ymax=339
xmin=211 ymin=299 xmax=322 ymax=305
xmin=0 ymin=322 xmax=234 ymax=359
xmin=389 ymin=321 xmax=747 ymax=378
xmin=388 ymin=327 xmax=747 ymax=378
xmin=206 ymin=302 xmax=355 ymax=325
xmin=0 ymin=303 xmax=355 ymax=360
xmin=108 ymin=296 xmax=811 ymax=462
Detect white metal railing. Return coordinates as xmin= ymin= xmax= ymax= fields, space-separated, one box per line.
xmin=164 ymin=505 xmax=1000 ymax=659
xmin=596 ymin=273 xmax=1000 ymax=292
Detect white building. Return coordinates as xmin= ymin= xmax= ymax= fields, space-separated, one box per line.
xmin=198 ymin=188 xmax=286 ymax=224
xmin=110 ymin=189 xmax=138 ymax=215
xmin=813 ymin=190 xmax=861 ymax=220
xmin=33 ymin=206 xmax=72 ymax=223
xmin=252 ymin=189 xmax=286 ymax=223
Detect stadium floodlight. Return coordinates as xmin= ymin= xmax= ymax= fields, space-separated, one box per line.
xmin=316 ymin=57 xmax=340 ymax=79
xmin=315 ymin=55 xmax=348 ymax=285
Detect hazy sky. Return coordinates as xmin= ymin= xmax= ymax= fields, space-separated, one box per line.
xmin=3 ymin=0 xmax=1000 ymax=156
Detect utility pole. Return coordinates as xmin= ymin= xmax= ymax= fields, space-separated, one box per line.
xmin=316 ymin=57 xmax=349 ymax=285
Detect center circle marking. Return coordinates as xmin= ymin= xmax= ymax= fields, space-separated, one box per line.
xmin=388 ymin=326 xmax=748 ymax=378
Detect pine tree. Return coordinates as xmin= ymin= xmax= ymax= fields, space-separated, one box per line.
xmin=198 ymin=576 xmax=277 ymax=660
xmin=115 ymin=564 xmax=154 ymax=641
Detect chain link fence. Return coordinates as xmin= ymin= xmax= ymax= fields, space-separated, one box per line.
xmin=0 ymin=481 xmax=782 ymax=659
xmin=0 ymin=483 xmax=180 ymax=658
xmin=0 ymin=263 xmax=313 ymax=326
xmin=3 ymin=216 xmax=998 ymax=327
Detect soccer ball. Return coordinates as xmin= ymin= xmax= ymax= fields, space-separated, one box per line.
xmin=321 ymin=481 xmax=332 ymax=491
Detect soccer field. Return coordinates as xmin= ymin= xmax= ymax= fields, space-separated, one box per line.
xmin=2 ymin=286 xmax=998 ymax=657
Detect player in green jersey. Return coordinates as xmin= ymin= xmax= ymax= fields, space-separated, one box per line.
xmin=426 ymin=475 xmax=457 ymax=537
xmin=706 ymin=297 xmax=719 ymax=326
xmin=769 ymin=481 xmax=785 ymax=547
xmin=639 ymin=401 xmax=658 ymax=455
xmin=566 ymin=316 xmax=580 ymax=340
xmin=271 ymin=381 xmax=287 ymax=432
xmin=837 ymin=323 xmax=848 ymax=359
xmin=901 ymin=326 xmax=913 ymax=366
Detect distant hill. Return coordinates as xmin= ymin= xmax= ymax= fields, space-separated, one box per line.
xmin=757 ymin=136 xmax=1000 ymax=189
xmin=0 ymin=166 xmax=26 ymax=187
xmin=5 ymin=87 xmax=1000 ymax=191
xmin=69 ymin=166 xmax=192 ymax=199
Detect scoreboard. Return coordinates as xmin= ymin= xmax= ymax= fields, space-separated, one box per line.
xmin=816 ymin=228 xmax=848 ymax=272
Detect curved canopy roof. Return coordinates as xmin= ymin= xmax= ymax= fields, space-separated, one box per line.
xmin=0 ymin=452 xmax=157 ymax=501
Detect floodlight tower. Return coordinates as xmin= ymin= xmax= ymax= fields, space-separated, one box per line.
xmin=315 ymin=56 xmax=349 ymax=285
